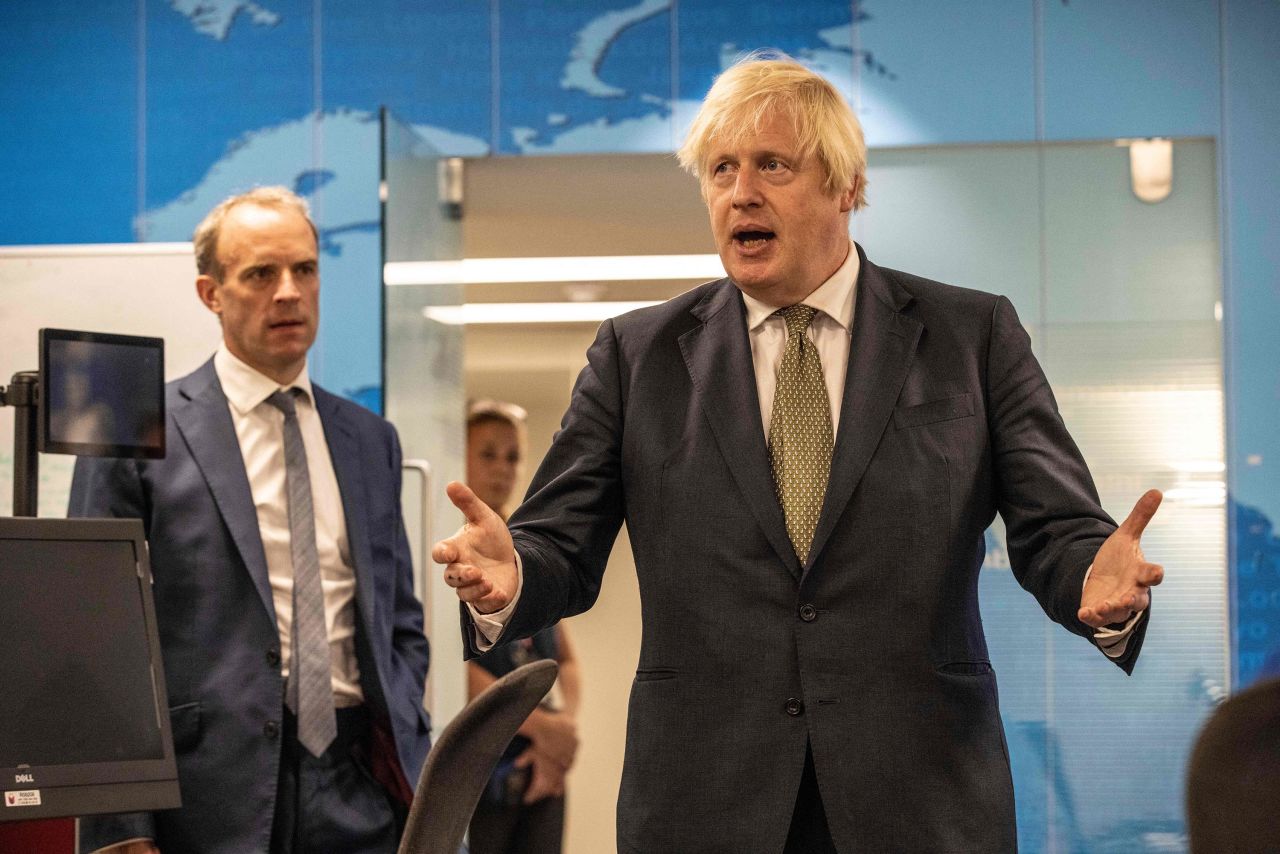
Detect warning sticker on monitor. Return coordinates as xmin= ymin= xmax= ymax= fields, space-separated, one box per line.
xmin=4 ymin=789 xmax=42 ymax=807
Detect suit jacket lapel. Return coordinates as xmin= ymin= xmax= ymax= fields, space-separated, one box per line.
xmin=807 ymin=249 xmax=923 ymax=573
xmin=315 ymin=387 xmax=378 ymax=639
xmin=173 ymin=359 xmax=276 ymax=618
xmin=680 ymin=280 xmax=800 ymax=576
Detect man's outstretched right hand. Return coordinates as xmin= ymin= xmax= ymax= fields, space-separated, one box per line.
xmin=432 ymin=481 xmax=519 ymax=614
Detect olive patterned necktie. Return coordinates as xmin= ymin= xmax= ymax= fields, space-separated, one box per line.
xmin=768 ymin=305 xmax=834 ymax=564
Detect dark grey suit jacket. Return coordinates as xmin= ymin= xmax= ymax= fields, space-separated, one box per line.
xmin=475 ymin=245 xmax=1146 ymax=853
xmin=71 ymin=358 xmax=431 ymax=854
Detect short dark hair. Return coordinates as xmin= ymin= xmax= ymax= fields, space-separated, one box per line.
xmin=1186 ymin=676 xmax=1280 ymax=851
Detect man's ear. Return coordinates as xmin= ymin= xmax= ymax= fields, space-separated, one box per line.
xmin=838 ymin=177 xmax=858 ymax=214
xmin=195 ymin=275 xmax=221 ymax=315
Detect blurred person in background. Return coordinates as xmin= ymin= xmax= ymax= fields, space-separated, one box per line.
xmin=465 ymin=399 xmax=582 ymax=854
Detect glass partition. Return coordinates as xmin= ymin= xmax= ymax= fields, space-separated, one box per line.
xmin=858 ymin=138 xmax=1224 ymax=851
xmin=381 ymin=108 xmax=466 ymax=730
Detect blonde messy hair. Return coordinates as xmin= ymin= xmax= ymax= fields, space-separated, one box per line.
xmin=677 ymin=51 xmax=868 ymax=209
xmin=192 ymin=186 xmax=318 ymax=281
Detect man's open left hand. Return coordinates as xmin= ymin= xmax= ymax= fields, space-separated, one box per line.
xmin=1078 ymin=489 xmax=1165 ymax=628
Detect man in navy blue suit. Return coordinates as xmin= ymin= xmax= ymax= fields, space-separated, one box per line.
xmin=71 ymin=187 xmax=431 ymax=854
xmin=434 ymin=55 xmax=1165 ymax=853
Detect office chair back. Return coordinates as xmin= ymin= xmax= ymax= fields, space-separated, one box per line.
xmin=398 ymin=658 xmax=559 ymax=854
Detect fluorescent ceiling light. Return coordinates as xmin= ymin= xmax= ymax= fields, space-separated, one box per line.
xmin=1162 ymin=482 xmax=1226 ymax=507
xmin=423 ymin=301 xmax=663 ymax=325
xmin=386 ymin=254 xmax=724 ymax=285
xmin=0 ymin=242 xmax=192 ymax=257
xmin=1168 ymin=460 xmax=1226 ymax=474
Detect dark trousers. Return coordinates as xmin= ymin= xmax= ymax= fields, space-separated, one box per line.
xmin=784 ymin=743 xmax=838 ymax=854
xmin=469 ymin=793 xmax=566 ymax=854
xmin=269 ymin=705 xmax=401 ymax=854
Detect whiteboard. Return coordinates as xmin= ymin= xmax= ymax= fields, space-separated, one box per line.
xmin=0 ymin=243 xmax=220 ymax=516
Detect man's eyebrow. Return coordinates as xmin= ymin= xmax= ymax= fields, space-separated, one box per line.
xmin=756 ymin=147 xmax=796 ymax=160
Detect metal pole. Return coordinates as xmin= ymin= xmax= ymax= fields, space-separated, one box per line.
xmin=5 ymin=371 xmax=40 ymax=516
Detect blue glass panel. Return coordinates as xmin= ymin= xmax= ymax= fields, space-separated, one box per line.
xmin=858 ymin=139 xmax=1224 ymax=849
xmin=1222 ymin=0 xmax=1280 ymax=688
xmin=307 ymin=114 xmax=381 ymax=401
xmin=1042 ymin=140 xmax=1219 ymax=325
xmin=1038 ymin=140 xmax=1224 ymax=851
xmin=1043 ymin=0 xmax=1220 ymax=140
xmin=853 ymin=145 xmax=1042 ymax=320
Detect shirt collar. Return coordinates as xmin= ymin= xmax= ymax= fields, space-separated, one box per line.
xmin=213 ymin=343 xmax=314 ymax=416
xmin=741 ymin=239 xmax=859 ymax=332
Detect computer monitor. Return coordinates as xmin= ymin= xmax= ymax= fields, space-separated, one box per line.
xmin=0 ymin=517 xmax=180 ymax=821
xmin=38 ymin=328 xmax=165 ymax=459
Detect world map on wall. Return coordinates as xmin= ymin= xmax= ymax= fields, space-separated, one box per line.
xmin=134 ymin=0 xmax=895 ymax=409
xmin=144 ymin=0 xmax=885 ymax=243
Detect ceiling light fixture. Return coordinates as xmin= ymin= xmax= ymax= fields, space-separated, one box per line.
xmin=386 ymin=254 xmax=725 ymax=285
xmin=422 ymin=300 xmax=663 ymax=325
xmin=1119 ymin=138 xmax=1173 ymax=204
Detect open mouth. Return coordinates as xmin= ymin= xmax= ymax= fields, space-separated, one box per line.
xmin=733 ymin=229 xmax=775 ymax=249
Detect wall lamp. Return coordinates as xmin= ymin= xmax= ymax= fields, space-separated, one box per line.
xmin=1119 ymin=138 xmax=1173 ymax=204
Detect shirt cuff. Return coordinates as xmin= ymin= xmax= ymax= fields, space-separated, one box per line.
xmin=1082 ymin=564 xmax=1146 ymax=659
xmin=467 ymin=551 xmax=523 ymax=652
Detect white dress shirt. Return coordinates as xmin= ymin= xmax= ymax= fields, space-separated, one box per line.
xmin=473 ymin=241 xmax=1140 ymax=655
xmin=214 ymin=345 xmax=363 ymax=706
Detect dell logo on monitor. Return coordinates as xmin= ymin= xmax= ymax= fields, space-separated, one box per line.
xmin=14 ymin=773 xmax=34 ymax=784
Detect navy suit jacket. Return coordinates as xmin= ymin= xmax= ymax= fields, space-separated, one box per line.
xmin=478 ymin=246 xmax=1148 ymax=853
xmin=71 ymin=358 xmax=431 ymax=854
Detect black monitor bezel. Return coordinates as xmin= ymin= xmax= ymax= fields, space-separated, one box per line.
xmin=0 ymin=517 xmax=181 ymax=821
xmin=38 ymin=327 xmax=166 ymax=459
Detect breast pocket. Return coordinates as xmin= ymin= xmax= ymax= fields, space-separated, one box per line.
xmin=894 ymin=392 xmax=974 ymax=429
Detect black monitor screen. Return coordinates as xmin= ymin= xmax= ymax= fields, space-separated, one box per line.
xmin=39 ymin=328 xmax=165 ymax=458
xmin=0 ymin=518 xmax=179 ymax=821
xmin=0 ymin=539 xmax=164 ymax=764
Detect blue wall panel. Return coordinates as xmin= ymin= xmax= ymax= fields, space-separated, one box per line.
xmin=1042 ymin=0 xmax=1220 ymax=140
xmin=496 ymin=0 xmax=674 ymax=154
xmin=320 ymin=0 xmax=492 ymax=151
xmin=857 ymin=0 xmax=1037 ymax=145
xmin=140 ymin=0 xmax=315 ymax=229
xmin=0 ymin=0 xmax=137 ymax=244
xmin=1222 ymin=0 xmax=1280 ymax=686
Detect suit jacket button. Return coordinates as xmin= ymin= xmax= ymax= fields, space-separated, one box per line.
xmin=784 ymin=698 xmax=804 ymax=717
xmin=798 ymin=604 xmax=817 ymax=622
xmin=264 ymin=720 xmax=280 ymax=740
xmin=266 ymin=648 xmax=281 ymax=667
